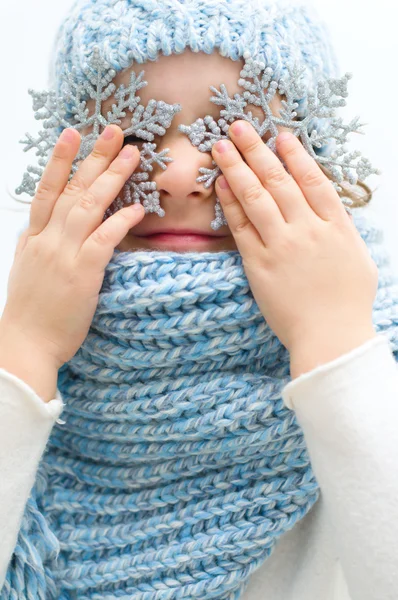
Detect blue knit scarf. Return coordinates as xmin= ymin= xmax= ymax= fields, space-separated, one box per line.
xmin=2 ymin=210 xmax=398 ymax=600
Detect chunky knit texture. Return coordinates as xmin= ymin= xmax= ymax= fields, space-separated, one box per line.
xmin=49 ymin=0 xmax=340 ymax=93
xmin=2 ymin=210 xmax=398 ymax=599
xmin=3 ymin=1 xmax=396 ymax=598
xmin=47 ymin=0 xmax=341 ymax=156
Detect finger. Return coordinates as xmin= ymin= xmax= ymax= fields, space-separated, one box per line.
xmin=211 ymin=138 xmax=285 ymax=244
xmin=80 ymin=203 xmax=145 ymax=273
xmin=276 ymin=132 xmax=348 ymax=221
xmin=50 ymin=124 xmax=126 ymax=226
xmin=29 ymin=128 xmax=80 ymax=235
xmin=215 ymin=177 xmax=264 ymax=255
xmin=229 ymin=121 xmax=314 ymax=223
xmin=62 ymin=143 xmax=141 ymax=253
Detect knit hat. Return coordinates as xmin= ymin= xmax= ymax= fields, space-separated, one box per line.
xmin=48 ymin=0 xmax=341 ymax=120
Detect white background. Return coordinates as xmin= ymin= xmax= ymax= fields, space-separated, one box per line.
xmin=0 ymin=0 xmax=397 ymax=314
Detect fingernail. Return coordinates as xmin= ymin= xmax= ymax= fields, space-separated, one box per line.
xmin=218 ymin=176 xmax=230 ymax=190
xmin=130 ymin=203 xmax=144 ymax=211
xmin=277 ymin=132 xmax=294 ymax=143
xmin=101 ymin=126 xmax=115 ymax=140
xmin=60 ymin=129 xmax=75 ymax=143
xmin=119 ymin=145 xmax=135 ymax=159
xmin=230 ymin=121 xmax=249 ymax=136
xmin=214 ymin=140 xmax=232 ymax=153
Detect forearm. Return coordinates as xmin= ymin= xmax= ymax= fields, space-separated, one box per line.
xmin=0 ymin=323 xmax=59 ymax=403
xmin=289 ymin=324 xmax=378 ymax=380
xmin=0 ymin=368 xmax=63 ymax=588
xmin=282 ymin=334 xmax=398 ymax=600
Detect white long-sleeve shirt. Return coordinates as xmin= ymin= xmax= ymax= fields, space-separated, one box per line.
xmin=1 ymin=334 xmax=398 ymax=600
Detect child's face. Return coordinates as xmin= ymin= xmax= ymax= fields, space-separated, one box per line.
xmin=89 ymin=49 xmax=286 ymax=252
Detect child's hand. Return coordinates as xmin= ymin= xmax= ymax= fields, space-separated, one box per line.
xmin=212 ymin=122 xmax=378 ymax=375
xmin=1 ymin=125 xmax=144 ymax=371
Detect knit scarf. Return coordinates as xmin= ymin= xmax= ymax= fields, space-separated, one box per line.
xmin=2 ymin=210 xmax=398 ymax=600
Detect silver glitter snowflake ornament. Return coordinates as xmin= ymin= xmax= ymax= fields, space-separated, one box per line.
xmin=15 ymin=46 xmax=182 ymax=219
xmin=178 ymin=50 xmax=381 ymax=230
xmin=16 ymin=47 xmax=380 ymax=231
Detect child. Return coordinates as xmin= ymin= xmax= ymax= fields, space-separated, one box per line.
xmin=1 ymin=0 xmax=398 ymax=599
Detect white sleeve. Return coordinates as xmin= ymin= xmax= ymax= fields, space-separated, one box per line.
xmin=0 ymin=368 xmax=64 ymax=589
xmin=282 ymin=334 xmax=398 ymax=600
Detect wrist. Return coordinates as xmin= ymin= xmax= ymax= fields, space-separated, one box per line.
xmin=0 ymin=320 xmax=60 ymax=403
xmin=289 ymin=324 xmax=378 ymax=380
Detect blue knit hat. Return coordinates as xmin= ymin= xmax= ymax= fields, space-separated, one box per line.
xmin=48 ymin=0 xmax=341 ymax=109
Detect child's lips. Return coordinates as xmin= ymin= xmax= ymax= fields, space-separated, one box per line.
xmin=134 ymin=228 xmax=226 ymax=237
xmin=132 ymin=229 xmax=230 ymax=249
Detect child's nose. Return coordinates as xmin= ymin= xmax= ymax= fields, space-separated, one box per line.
xmin=151 ymin=137 xmax=216 ymax=209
